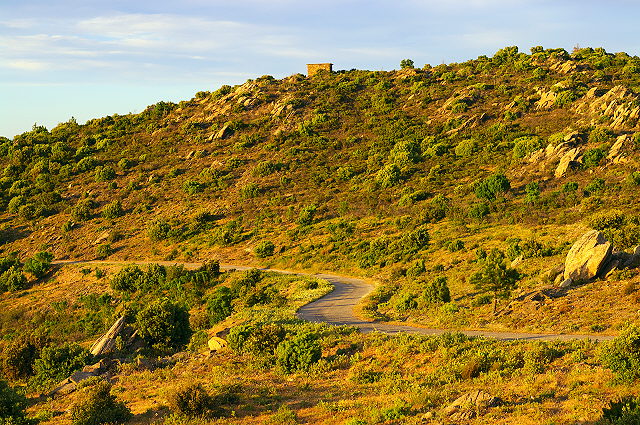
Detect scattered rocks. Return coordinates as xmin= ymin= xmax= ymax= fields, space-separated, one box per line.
xmin=577 ymin=85 xmax=640 ymax=129
xmin=564 ymin=230 xmax=612 ymax=281
xmin=607 ymin=134 xmax=632 ymax=163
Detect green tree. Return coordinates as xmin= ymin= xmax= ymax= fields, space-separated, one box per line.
xmin=206 ymin=286 xmax=233 ymax=325
xmin=254 ymin=240 xmax=275 ymax=258
xmin=474 ymin=173 xmax=511 ymax=200
xmin=135 ymin=299 xmax=191 ymax=350
xmin=400 ymin=59 xmax=415 ymax=69
xmin=470 ymin=249 xmax=520 ymax=313
xmin=30 ymin=343 xmax=91 ymax=390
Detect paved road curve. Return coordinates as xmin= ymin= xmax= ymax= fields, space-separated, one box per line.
xmin=54 ymin=260 xmax=615 ymax=342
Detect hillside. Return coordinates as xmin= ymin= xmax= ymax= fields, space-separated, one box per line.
xmin=4 ymin=45 xmax=640 ymax=424
xmin=3 ymin=46 xmax=640 ymax=333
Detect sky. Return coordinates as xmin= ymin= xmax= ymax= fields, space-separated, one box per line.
xmin=2 ymin=0 xmax=640 ymax=138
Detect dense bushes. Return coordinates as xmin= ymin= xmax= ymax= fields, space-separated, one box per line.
xmin=254 ymin=240 xmax=275 ymax=258
xmin=135 ymin=299 xmax=192 ymax=350
xmin=474 ymin=173 xmax=510 ymax=200
xmin=30 ymin=343 xmax=91 ymax=390
xmin=421 ymin=276 xmax=451 ymax=304
xmin=168 ymin=383 xmax=239 ymax=418
xmin=70 ymin=380 xmax=131 ymax=425
xmin=206 ymin=286 xmax=233 ymax=324
xmin=0 ymin=380 xmax=30 ymax=424
xmin=601 ymin=325 xmax=640 ymax=382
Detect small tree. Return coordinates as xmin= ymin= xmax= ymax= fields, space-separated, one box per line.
xmin=206 ymin=286 xmax=233 ymax=325
xmin=254 ymin=240 xmax=275 ymax=258
xmin=400 ymin=59 xmax=415 ymax=69
xmin=601 ymin=324 xmax=640 ymax=382
xmin=470 ymin=249 xmax=520 ymax=313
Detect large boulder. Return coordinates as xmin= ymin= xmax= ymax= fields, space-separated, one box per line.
xmin=564 ymin=230 xmax=612 ymax=281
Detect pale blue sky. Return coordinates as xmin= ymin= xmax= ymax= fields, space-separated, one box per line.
xmin=2 ymin=0 xmax=640 ymax=138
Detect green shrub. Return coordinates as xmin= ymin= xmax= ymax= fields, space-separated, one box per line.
xmin=422 ymin=276 xmax=451 ymax=304
xmin=183 ymin=180 xmax=205 ymax=195
xmin=602 ymin=396 xmax=640 ymax=425
xmin=30 ymin=343 xmax=91 ymax=390
xmin=589 ymin=126 xmax=614 ymax=144
xmin=206 ymin=287 xmax=233 ymax=325
xmin=400 ymin=59 xmax=414 ymax=69
xmin=1 ymin=339 xmax=38 ymax=380
xmin=474 ymin=173 xmax=510 ymax=200
xmin=101 ymin=200 xmax=123 ymax=219
xmin=109 ymin=265 xmax=144 ymax=292
xmin=390 ymin=140 xmax=421 ymax=165
xmin=254 ymin=240 xmax=276 ymax=258
xmin=524 ymin=181 xmax=540 ymax=203
xmin=454 ymin=139 xmax=477 ymax=157
xmin=168 ymin=384 xmax=214 ymax=418
xmin=297 ymin=205 xmax=317 ymax=226
xmin=601 ymin=325 xmax=640 ymax=382
xmin=23 ymin=251 xmax=53 ymax=279
xmin=240 ymin=182 xmax=261 ymax=199
xmin=71 ymin=199 xmax=95 ymax=221
xmin=276 ymin=333 xmax=322 ymax=373
xmin=94 ymin=165 xmax=116 ymax=182
xmin=626 ymin=171 xmax=640 ymax=186
xmin=70 ymin=380 xmax=131 ymax=425
xmin=395 ymin=292 xmax=417 ymax=311
xmin=469 ymin=202 xmax=490 ymax=219
xmin=0 ymin=267 xmax=28 ymax=292
xmin=376 ymin=163 xmax=402 ymax=188
xmin=0 ymin=380 xmax=29 ymax=424
xmin=583 ymin=148 xmax=606 ymax=168
xmin=117 ymin=158 xmax=134 ymax=169
xmin=584 ymin=178 xmax=606 ymax=196
xmin=95 ymin=244 xmax=113 ymax=259
xmin=147 ymin=219 xmax=171 ymax=241
xmin=135 ymin=299 xmax=191 ymax=350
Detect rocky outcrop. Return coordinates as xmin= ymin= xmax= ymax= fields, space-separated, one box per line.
xmin=607 ymin=134 xmax=632 ymax=163
xmin=526 ymin=132 xmax=583 ymax=177
xmin=444 ymin=390 xmax=501 ymax=420
xmin=90 ymin=316 xmax=126 ymax=356
xmin=576 ymin=85 xmax=640 ymax=129
xmin=564 ymin=231 xmax=612 ymax=281
xmin=554 ymin=147 xmax=582 ymax=178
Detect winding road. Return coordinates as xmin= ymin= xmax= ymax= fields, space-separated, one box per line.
xmin=54 ymin=260 xmax=615 ymax=342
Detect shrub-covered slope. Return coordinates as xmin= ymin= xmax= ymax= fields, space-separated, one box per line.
xmin=3 ymin=46 xmax=640 ymax=333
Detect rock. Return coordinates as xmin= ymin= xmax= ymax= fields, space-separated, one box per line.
xmin=564 ymin=230 xmax=613 ymax=281
xmin=93 ymin=230 xmax=110 ymax=245
xmin=444 ymin=390 xmax=501 ymax=420
xmin=510 ymin=255 xmax=524 ymax=268
xmin=604 ymin=259 xmax=621 ymax=279
xmin=208 ymin=336 xmax=228 ymax=352
xmin=90 ymin=316 xmax=126 ymax=356
xmin=535 ymin=89 xmax=557 ymax=110
xmin=555 ymin=147 xmax=582 ymax=178
xmin=577 ymin=85 xmax=640 ymax=129
xmin=608 ymin=135 xmax=631 ymax=161
xmin=558 ymin=278 xmax=573 ymax=289
xmin=214 ymin=123 xmax=231 ymax=140
xmin=554 ymin=273 xmax=564 ymax=285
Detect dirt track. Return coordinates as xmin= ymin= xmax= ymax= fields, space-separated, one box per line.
xmin=54 ymin=260 xmax=615 ymax=342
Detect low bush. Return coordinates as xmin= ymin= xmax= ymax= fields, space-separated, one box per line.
xmin=602 ymin=396 xmax=640 ymax=425
xmin=0 ymin=379 xmax=30 ymax=424
xmin=254 ymin=240 xmax=276 ymax=258
xmin=601 ymin=325 xmax=640 ymax=382
xmin=70 ymin=380 xmax=131 ymax=425
xmin=101 ymin=200 xmax=123 ymax=219
xmin=276 ymin=333 xmax=322 ymax=373
xmin=206 ymin=286 xmax=233 ymax=325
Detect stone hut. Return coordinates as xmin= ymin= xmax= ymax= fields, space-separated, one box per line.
xmin=307 ymin=63 xmax=333 ymax=77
